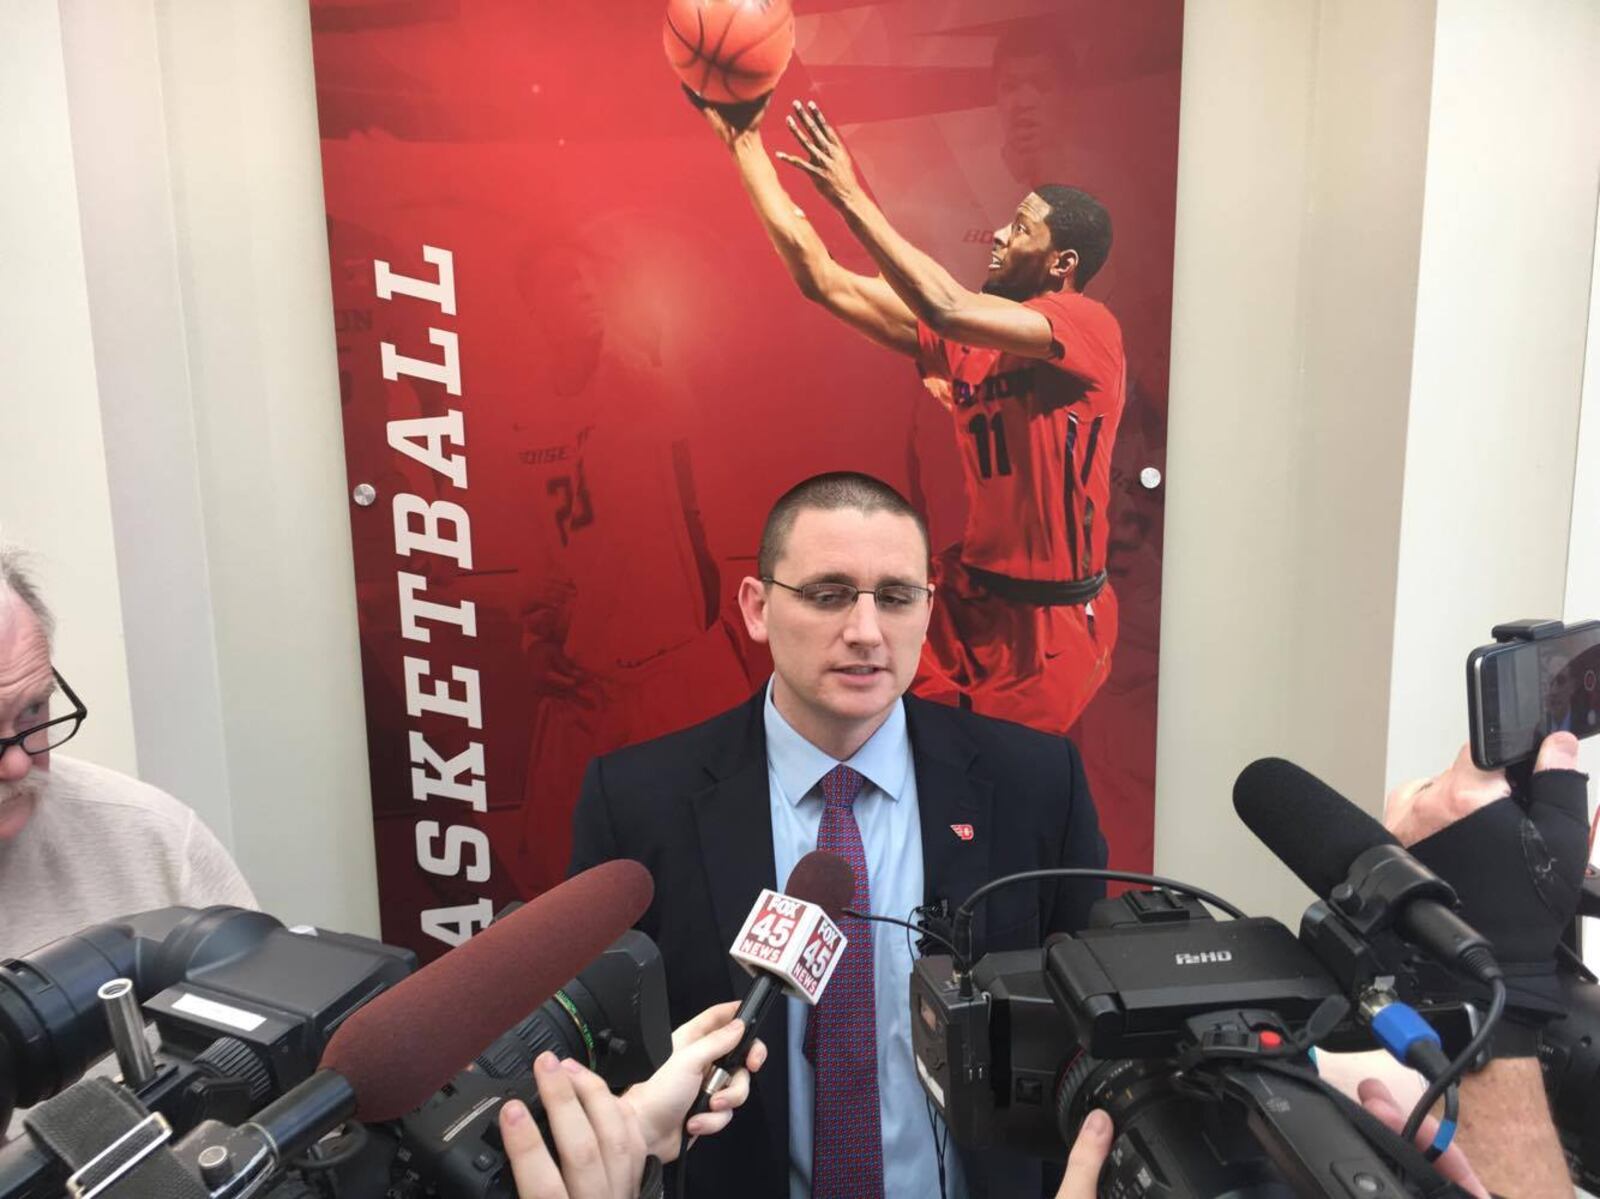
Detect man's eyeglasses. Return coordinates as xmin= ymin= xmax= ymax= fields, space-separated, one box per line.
xmin=763 ymin=577 xmax=933 ymax=615
xmin=0 ymin=670 xmax=88 ymax=758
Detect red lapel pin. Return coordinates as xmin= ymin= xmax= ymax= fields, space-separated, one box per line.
xmin=950 ymin=823 xmax=975 ymax=842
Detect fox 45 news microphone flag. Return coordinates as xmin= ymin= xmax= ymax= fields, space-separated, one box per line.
xmin=731 ymin=889 xmax=846 ymax=1004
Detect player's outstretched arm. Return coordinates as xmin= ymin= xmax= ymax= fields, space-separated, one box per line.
xmin=777 ymin=100 xmax=1059 ymax=360
xmin=696 ymin=92 xmax=919 ymax=358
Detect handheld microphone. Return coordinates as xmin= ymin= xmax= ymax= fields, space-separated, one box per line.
xmin=1233 ymin=758 xmax=1501 ymax=984
xmin=690 ymin=851 xmax=853 ymax=1119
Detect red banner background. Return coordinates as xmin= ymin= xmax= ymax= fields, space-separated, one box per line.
xmin=310 ymin=0 xmax=1182 ymax=957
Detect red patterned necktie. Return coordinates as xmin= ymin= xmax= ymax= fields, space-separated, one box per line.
xmin=808 ymin=764 xmax=884 ymax=1198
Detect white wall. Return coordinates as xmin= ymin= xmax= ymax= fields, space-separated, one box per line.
xmin=1567 ymin=94 xmax=1600 ymax=973
xmin=58 ymin=1 xmax=234 ymax=842
xmin=1385 ymin=0 xmax=1600 ymax=788
xmin=1568 ymin=183 xmax=1600 ymax=790
xmin=1155 ymin=0 xmax=1437 ymax=924
xmin=0 ymin=0 xmax=382 ymax=938
xmin=1156 ymin=3 xmax=1318 ymax=923
xmin=148 ymin=3 xmax=380 ymax=935
xmin=0 ymin=3 xmax=139 ymax=775
xmin=1156 ymin=0 xmax=1599 ymax=925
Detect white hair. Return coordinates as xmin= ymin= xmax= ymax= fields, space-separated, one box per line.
xmin=0 ymin=543 xmax=54 ymax=645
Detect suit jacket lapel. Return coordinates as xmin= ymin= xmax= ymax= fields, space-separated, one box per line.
xmin=906 ymin=697 xmax=995 ymax=947
xmin=689 ymin=690 xmax=790 ymax=1173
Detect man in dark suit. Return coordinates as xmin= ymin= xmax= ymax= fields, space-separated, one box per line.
xmin=570 ymin=471 xmax=1107 ymax=1199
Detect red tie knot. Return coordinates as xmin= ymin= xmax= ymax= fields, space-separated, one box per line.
xmin=820 ymin=764 xmax=867 ymax=808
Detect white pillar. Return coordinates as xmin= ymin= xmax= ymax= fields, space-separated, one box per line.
xmin=0 ymin=2 xmax=138 ymax=775
xmin=1157 ymin=1 xmax=1437 ymax=923
xmin=1386 ymin=0 xmax=1600 ymax=788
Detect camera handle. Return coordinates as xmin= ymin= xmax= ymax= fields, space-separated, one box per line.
xmin=949 ymin=868 xmax=1247 ymax=996
xmin=3 ymin=1078 xmax=210 ymax=1199
xmin=1210 ymin=1063 xmax=1477 ymax=1199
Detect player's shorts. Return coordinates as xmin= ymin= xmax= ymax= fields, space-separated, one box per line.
xmin=511 ymin=618 xmax=751 ymax=893
xmin=914 ymin=544 xmax=1119 ymax=735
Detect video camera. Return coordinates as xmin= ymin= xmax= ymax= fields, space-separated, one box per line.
xmin=913 ymin=889 xmax=1470 ymax=1196
xmin=910 ymin=754 xmax=1530 ymax=1198
xmin=0 ymin=902 xmax=670 ymax=1199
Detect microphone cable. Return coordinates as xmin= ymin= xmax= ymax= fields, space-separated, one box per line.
xmin=1402 ymin=977 xmax=1507 ymax=1149
xmin=843 ymin=908 xmax=966 ymax=967
xmin=950 ymin=868 xmax=1248 ymax=990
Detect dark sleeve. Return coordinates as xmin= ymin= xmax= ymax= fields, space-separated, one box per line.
xmin=1046 ymin=738 xmax=1108 ymax=934
xmin=567 ymin=756 xmax=621 ymax=877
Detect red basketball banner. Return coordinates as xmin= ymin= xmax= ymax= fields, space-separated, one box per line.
xmin=309 ymin=0 xmax=1183 ymax=959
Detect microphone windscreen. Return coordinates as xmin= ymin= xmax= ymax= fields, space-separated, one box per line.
xmin=1232 ymin=757 xmax=1399 ymax=898
xmin=320 ymin=859 xmax=653 ymax=1122
xmin=784 ymin=850 xmax=854 ymax=920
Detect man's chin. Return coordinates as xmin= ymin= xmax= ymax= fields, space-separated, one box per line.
xmin=982 ymin=277 xmax=1029 ymax=301
xmin=822 ymin=672 xmax=903 ymax=714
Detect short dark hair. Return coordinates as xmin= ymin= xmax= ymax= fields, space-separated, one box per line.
xmin=1035 ymin=185 xmax=1112 ymax=290
xmin=758 ymin=472 xmax=929 ymax=579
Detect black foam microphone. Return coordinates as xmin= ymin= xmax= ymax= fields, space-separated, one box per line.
xmin=690 ymin=851 xmax=854 ymax=1119
xmin=1233 ymin=758 xmax=1501 ymax=983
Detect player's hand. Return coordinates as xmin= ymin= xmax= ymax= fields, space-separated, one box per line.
xmin=621 ymin=1001 xmax=767 ymax=1162
xmin=1384 ymin=732 xmax=1580 ymax=846
xmin=921 ymin=377 xmax=956 ymax=412
xmin=686 ymin=84 xmax=772 ymax=149
xmin=519 ymin=595 xmax=595 ymax=700
xmin=1356 ymin=1079 xmax=1490 ymax=1198
xmin=775 ymin=100 xmax=864 ymax=209
xmin=1053 ymin=1110 xmax=1114 ymax=1198
xmin=501 ymin=1053 xmax=648 ymax=1199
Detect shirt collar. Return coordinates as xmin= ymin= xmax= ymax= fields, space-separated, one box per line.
xmin=763 ymin=677 xmax=911 ymax=806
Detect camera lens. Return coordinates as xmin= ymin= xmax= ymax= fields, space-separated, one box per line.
xmin=1055 ymin=1055 xmax=1294 ymax=1197
xmin=0 ymin=1034 xmax=15 ymax=1130
xmin=473 ymin=980 xmax=601 ymax=1080
xmin=1054 ymin=1052 xmax=1170 ymax=1145
xmin=0 ymin=936 xmax=129 ymax=1110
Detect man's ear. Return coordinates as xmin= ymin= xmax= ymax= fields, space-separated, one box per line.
xmin=1050 ymin=247 xmax=1079 ymax=287
xmin=737 ymin=576 xmax=771 ymax=644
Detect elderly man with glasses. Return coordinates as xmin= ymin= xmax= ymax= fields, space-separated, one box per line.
xmin=0 ymin=548 xmax=254 ymax=963
xmin=568 ymin=471 xmax=1107 ymax=1199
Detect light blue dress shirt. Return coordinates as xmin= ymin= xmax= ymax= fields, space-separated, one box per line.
xmin=764 ymin=682 xmax=965 ymax=1199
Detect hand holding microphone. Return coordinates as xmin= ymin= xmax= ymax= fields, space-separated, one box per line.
xmin=687 ymin=850 xmax=854 ymax=1126
xmin=499 ymin=999 xmax=774 ymax=1199
xmin=625 ymin=1002 xmax=768 ymax=1158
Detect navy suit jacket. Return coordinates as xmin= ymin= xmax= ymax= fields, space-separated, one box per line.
xmin=569 ymin=690 xmax=1107 ymax=1198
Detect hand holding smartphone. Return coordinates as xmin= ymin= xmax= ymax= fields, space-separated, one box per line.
xmin=1468 ymin=619 xmax=1600 ymax=770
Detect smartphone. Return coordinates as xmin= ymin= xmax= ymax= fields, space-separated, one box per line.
xmin=1467 ymin=620 xmax=1600 ymax=770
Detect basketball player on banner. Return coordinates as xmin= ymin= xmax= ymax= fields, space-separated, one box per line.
xmin=506 ymin=233 xmax=752 ymax=894
xmin=677 ymin=26 xmax=1124 ymax=736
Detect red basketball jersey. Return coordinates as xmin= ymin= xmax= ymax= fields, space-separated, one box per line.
xmin=918 ymin=290 xmax=1126 ymax=583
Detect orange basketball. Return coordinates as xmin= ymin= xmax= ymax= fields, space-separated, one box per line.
xmin=663 ymin=0 xmax=795 ymax=106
